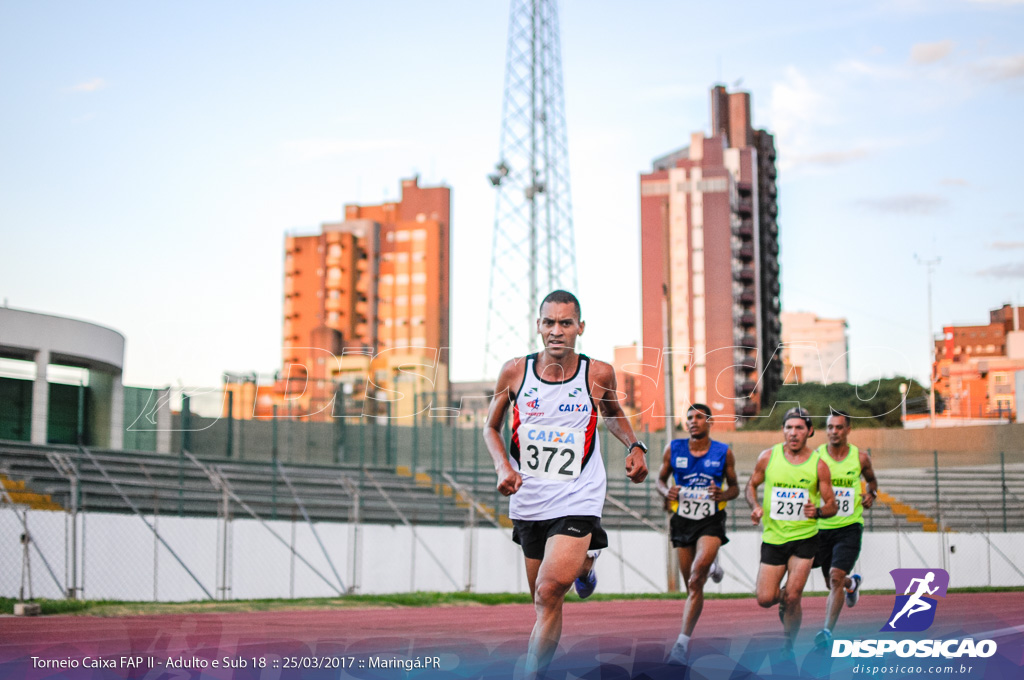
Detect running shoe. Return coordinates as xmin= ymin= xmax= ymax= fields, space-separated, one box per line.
xmin=709 ymin=559 xmax=724 ymax=584
xmin=574 ymin=569 xmax=597 ymax=599
xmin=846 ymin=574 xmax=862 ymax=608
xmin=814 ymin=629 xmax=834 ymax=649
xmin=667 ymin=639 xmax=688 ymax=665
xmin=778 ymin=586 xmax=787 ymax=624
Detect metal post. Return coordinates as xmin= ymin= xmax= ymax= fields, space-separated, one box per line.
xmin=465 ymin=502 xmax=476 ymax=593
xmin=289 ymin=510 xmax=297 ymax=599
xmin=1001 ymin=451 xmax=1007 ymax=533
xmin=226 ymin=391 xmax=234 ymax=459
xmin=287 ymin=400 xmax=293 ymax=463
xmin=271 ymin=405 xmax=280 ymax=519
xmin=933 ymin=450 xmax=941 ymax=532
xmin=76 ymin=381 xmax=85 ymax=446
xmin=153 ymin=493 xmax=159 ymax=601
xmin=916 ymin=255 xmax=940 ymax=426
xmin=412 ymin=391 xmax=419 ymax=474
xmin=453 ymin=419 xmax=460 ymax=472
xmin=386 ymin=400 xmax=394 ymax=466
xmin=335 ymin=384 xmax=346 ymax=464
xmin=179 ymin=394 xmax=190 ymax=517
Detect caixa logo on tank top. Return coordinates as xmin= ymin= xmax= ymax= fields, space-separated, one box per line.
xmin=831 ymin=569 xmax=998 ymax=660
xmin=557 ymin=387 xmax=589 ymax=412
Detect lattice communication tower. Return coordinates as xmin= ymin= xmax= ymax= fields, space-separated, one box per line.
xmin=484 ymin=0 xmax=577 ymax=376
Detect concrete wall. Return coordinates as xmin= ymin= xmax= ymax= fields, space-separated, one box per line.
xmin=4 ymin=506 xmax=1023 ymax=601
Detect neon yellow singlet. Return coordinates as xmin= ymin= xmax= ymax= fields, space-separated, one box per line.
xmin=816 ymin=444 xmax=864 ymax=529
xmin=761 ymin=444 xmax=821 ymax=545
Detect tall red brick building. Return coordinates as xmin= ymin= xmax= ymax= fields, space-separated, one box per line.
xmin=638 ymin=85 xmax=782 ymax=430
xmin=279 ymin=177 xmax=451 ymax=418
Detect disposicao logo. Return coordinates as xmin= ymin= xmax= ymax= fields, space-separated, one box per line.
xmin=831 ymin=568 xmax=998 ymax=659
xmin=883 ymin=568 xmax=949 ymax=632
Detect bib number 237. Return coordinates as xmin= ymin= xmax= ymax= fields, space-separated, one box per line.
xmin=770 ymin=488 xmax=808 ymax=521
xmin=517 ymin=425 xmax=584 ymax=481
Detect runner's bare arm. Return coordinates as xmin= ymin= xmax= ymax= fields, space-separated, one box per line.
xmin=860 ymin=450 xmax=878 ymax=509
xmin=746 ymin=449 xmax=770 ymax=523
xmin=812 ymin=459 xmax=837 ymax=518
xmin=713 ymin=449 xmax=740 ymax=502
xmin=590 ymin=360 xmax=648 ymax=484
xmin=483 ymin=359 xmax=525 ymax=496
xmin=655 ymin=444 xmax=678 ymax=500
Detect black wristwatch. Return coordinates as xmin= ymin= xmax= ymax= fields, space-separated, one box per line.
xmin=627 ymin=441 xmax=648 ymax=455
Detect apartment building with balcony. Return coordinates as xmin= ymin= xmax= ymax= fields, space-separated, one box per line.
xmin=638 ymin=85 xmax=782 ymax=430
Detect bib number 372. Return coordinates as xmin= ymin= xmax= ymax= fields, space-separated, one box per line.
xmin=770 ymin=487 xmax=808 ymax=521
xmin=516 ymin=424 xmax=584 ymax=481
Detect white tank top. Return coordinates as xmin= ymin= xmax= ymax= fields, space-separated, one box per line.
xmin=508 ymin=353 xmax=606 ymax=520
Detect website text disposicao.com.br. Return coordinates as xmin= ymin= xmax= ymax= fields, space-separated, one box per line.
xmin=851 ymin=662 xmax=979 ymax=675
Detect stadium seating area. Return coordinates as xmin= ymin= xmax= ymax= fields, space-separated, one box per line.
xmin=2 ymin=440 xmax=1022 ymax=533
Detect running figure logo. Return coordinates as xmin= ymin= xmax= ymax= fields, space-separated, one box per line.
xmin=882 ymin=568 xmax=949 ymax=632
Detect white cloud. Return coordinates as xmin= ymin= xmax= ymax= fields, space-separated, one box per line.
xmin=789 ymin=148 xmax=870 ymax=167
xmin=855 ymin=194 xmax=948 ymax=215
xmin=70 ymin=78 xmax=106 ymax=92
xmin=940 ymin=177 xmax=970 ymax=187
xmin=768 ymin=66 xmax=832 ymax=169
xmin=279 ymin=138 xmax=407 ymax=162
xmin=836 ymin=59 xmax=909 ymax=79
xmin=973 ymin=54 xmax=1024 ymax=80
xmin=911 ymin=40 xmax=955 ymax=64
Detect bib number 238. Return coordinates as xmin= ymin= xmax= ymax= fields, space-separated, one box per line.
xmin=517 ymin=424 xmax=584 ymax=481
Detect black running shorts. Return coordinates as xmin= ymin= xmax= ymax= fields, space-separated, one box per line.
xmin=760 ymin=534 xmax=820 ymax=566
xmin=669 ymin=511 xmax=729 ymax=549
xmin=512 ymin=515 xmax=608 ymax=560
xmin=813 ymin=523 xmax=863 ymax=576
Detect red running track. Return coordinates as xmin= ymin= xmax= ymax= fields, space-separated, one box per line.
xmin=2 ymin=593 xmax=1023 ymax=678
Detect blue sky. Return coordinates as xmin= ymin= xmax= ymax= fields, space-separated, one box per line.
xmin=1 ymin=0 xmax=1022 ymax=391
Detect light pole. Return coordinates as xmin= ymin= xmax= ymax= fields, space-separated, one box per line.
xmin=899 ymin=382 xmax=907 ymax=427
xmin=916 ymin=255 xmax=941 ymax=427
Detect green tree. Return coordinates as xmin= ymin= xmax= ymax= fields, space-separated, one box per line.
xmin=739 ymin=377 xmax=931 ymax=430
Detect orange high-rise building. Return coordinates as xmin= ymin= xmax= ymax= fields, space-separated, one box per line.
xmin=280 ymin=177 xmax=451 ymax=418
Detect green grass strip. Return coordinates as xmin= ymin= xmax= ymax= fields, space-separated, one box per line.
xmin=4 ymin=586 xmax=1021 ymax=617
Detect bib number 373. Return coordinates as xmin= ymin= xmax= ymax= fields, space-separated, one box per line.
xmin=676 ymin=487 xmax=715 ymax=520
xmin=770 ymin=487 xmax=808 ymax=521
xmin=516 ymin=424 xmax=584 ymax=481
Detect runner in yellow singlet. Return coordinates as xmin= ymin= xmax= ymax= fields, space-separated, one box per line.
xmin=812 ymin=410 xmax=878 ymax=649
xmin=745 ymin=407 xmax=837 ymax=657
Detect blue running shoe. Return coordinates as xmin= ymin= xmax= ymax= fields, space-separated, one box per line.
xmin=574 ymin=569 xmax=597 ymax=599
xmin=846 ymin=574 xmax=862 ymax=607
xmin=814 ymin=629 xmax=834 ymax=649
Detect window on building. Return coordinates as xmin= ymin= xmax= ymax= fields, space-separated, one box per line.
xmin=414 ymin=229 xmax=427 ymax=240
xmin=412 ymin=272 xmax=427 ymax=284
xmin=396 ymin=230 xmax=411 ymax=242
